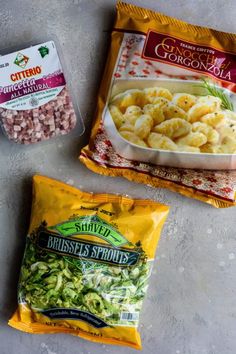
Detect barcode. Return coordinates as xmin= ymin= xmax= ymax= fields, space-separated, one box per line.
xmin=120 ymin=312 xmax=139 ymax=321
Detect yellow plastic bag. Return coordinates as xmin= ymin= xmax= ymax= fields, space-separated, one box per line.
xmin=80 ymin=1 xmax=236 ymax=208
xmin=9 ymin=175 xmax=169 ymax=349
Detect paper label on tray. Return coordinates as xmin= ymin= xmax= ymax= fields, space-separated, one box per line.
xmin=0 ymin=41 xmax=66 ymax=110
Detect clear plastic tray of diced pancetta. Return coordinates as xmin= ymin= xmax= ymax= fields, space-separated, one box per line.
xmin=0 ymin=39 xmax=84 ymax=144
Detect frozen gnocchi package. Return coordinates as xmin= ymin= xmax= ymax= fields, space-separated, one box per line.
xmin=80 ymin=1 xmax=236 ymax=207
xmin=9 ymin=175 xmax=169 ymax=350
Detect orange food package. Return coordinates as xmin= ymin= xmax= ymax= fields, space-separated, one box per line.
xmin=9 ymin=175 xmax=169 ymax=349
xmin=80 ymin=1 xmax=236 ymax=208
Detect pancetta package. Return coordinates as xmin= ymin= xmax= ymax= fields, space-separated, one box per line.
xmin=0 ymin=39 xmax=83 ymax=144
xmin=80 ymin=1 xmax=236 ymax=208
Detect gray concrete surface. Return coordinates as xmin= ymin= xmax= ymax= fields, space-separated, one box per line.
xmin=0 ymin=1 xmax=236 ymax=353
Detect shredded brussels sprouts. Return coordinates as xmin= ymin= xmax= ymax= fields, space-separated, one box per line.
xmin=18 ymin=239 xmax=151 ymax=326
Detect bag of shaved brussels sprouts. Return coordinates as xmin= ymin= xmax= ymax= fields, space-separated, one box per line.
xmin=9 ymin=175 xmax=169 ymax=350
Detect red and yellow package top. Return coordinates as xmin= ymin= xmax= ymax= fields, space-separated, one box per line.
xmin=80 ymin=1 xmax=236 ymax=208
xmin=9 ymin=175 xmax=169 ymax=350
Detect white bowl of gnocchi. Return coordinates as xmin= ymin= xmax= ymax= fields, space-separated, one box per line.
xmin=103 ymin=79 xmax=236 ymax=170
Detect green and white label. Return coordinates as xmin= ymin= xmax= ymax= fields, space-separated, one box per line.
xmin=51 ymin=215 xmax=129 ymax=248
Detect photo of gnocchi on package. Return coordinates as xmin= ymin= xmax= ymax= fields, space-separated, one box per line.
xmin=105 ymin=80 xmax=236 ymax=169
xmin=80 ymin=2 xmax=236 ymax=207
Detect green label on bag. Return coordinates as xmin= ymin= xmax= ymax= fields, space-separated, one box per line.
xmin=51 ymin=215 xmax=128 ymax=247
